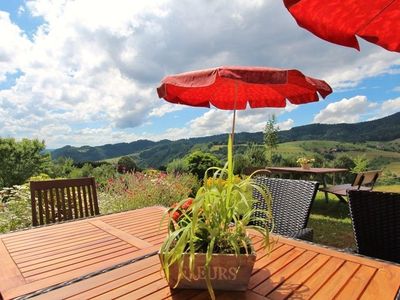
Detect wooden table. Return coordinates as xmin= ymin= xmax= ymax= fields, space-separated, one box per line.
xmin=1 ymin=207 xmax=400 ymax=300
xmin=265 ymin=167 xmax=348 ymax=202
xmin=0 ymin=206 xmax=167 ymax=300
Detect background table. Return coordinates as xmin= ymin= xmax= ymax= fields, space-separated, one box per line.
xmin=265 ymin=167 xmax=348 ymax=202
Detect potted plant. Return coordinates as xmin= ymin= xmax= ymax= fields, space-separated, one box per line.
xmin=296 ymin=157 xmax=315 ymax=170
xmin=159 ymin=137 xmax=274 ymax=299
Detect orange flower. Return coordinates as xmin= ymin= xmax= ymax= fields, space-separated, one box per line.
xmin=181 ymin=198 xmax=194 ymax=210
xmin=171 ymin=211 xmax=181 ymax=222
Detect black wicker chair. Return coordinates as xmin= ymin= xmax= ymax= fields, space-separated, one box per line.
xmin=348 ymin=190 xmax=400 ymax=263
xmin=252 ymin=177 xmax=319 ymax=241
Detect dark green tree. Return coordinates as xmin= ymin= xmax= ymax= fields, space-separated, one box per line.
xmin=166 ymin=158 xmax=189 ymax=175
xmin=263 ymin=115 xmax=279 ymax=164
xmin=185 ymin=151 xmax=220 ymax=179
xmin=0 ymin=138 xmax=52 ymax=188
xmin=244 ymin=143 xmax=268 ymax=167
xmin=117 ymin=156 xmax=138 ymax=173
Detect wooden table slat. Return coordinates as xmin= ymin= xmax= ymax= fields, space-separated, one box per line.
xmin=3 ymin=245 xmax=160 ymax=300
xmin=335 ymin=265 xmax=377 ymax=299
xmin=290 ymin=256 xmax=345 ymax=299
xmin=360 ymin=267 xmax=400 ymax=300
xmin=253 ymin=250 xmax=318 ymax=296
xmin=311 ymin=261 xmax=360 ymax=300
xmin=267 ymin=253 xmax=331 ymax=300
xmin=12 ymin=236 xmax=118 ymax=263
xmin=0 ymin=240 xmax=26 ymax=292
xmin=32 ymin=256 xmax=161 ymax=300
xmin=89 ymin=219 xmax=153 ymax=249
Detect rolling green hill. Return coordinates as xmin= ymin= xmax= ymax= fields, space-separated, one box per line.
xmin=50 ymin=112 xmax=400 ymax=169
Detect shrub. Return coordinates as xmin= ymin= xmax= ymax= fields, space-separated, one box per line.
xmin=0 ymin=185 xmax=31 ymax=233
xmin=98 ymin=171 xmax=199 ymax=213
xmin=166 ymin=158 xmax=189 ymax=175
xmin=185 ymin=151 xmax=220 ymax=179
xmin=117 ymin=156 xmax=138 ymax=173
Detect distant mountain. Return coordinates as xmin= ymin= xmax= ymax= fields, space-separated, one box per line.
xmin=278 ymin=112 xmax=400 ymax=142
xmin=51 ymin=112 xmax=400 ymax=166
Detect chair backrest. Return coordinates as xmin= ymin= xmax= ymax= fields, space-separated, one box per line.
xmin=30 ymin=177 xmax=99 ymax=226
xmin=348 ymin=190 xmax=400 ymax=263
xmin=253 ymin=177 xmax=319 ymax=236
xmin=351 ymin=170 xmax=381 ymax=188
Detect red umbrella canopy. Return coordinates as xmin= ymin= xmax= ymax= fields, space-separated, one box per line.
xmin=284 ymin=0 xmax=400 ymax=52
xmin=157 ymin=66 xmax=332 ymax=110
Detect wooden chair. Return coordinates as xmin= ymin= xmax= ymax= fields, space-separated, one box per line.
xmin=319 ymin=170 xmax=381 ymax=202
xmin=348 ymin=190 xmax=400 ymax=263
xmin=30 ymin=177 xmax=99 ymax=226
xmin=252 ymin=177 xmax=319 ymax=241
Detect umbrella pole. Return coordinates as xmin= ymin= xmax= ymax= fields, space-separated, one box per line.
xmin=231 ymin=81 xmax=238 ymax=145
xmin=231 ymin=109 xmax=236 ymax=144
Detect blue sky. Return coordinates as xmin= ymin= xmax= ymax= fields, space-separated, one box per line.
xmin=0 ymin=0 xmax=399 ymax=148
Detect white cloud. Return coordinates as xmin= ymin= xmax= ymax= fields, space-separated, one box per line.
xmin=379 ymin=98 xmax=400 ymax=117
xmin=313 ymin=95 xmax=376 ymax=124
xmin=151 ymin=105 xmax=295 ymax=141
xmin=149 ymin=103 xmax=183 ymax=117
xmin=0 ymin=0 xmax=400 ymax=148
xmin=277 ymin=119 xmax=294 ymax=130
xmin=0 ymin=12 xmax=32 ymax=81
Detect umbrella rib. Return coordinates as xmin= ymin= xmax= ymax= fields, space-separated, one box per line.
xmin=355 ymin=0 xmax=396 ymax=34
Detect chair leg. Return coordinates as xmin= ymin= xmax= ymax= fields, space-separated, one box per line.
xmin=335 ymin=194 xmax=347 ymax=203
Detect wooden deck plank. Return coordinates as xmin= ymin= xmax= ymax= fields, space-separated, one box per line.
xmin=89 ymin=219 xmax=153 ymax=249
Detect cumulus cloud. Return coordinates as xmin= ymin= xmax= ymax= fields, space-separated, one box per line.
xmin=379 ymin=98 xmax=400 ymax=117
xmin=313 ymin=96 xmax=377 ymax=124
xmin=277 ymin=119 xmax=294 ymax=130
xmin=0 ymin=11 xmax=32 ymax=81
xmin=0 ymin=0 xmax=399 ymax=147
xmin=149 ymin=103 xmax=183 ymax=117
xmin=151 ymin=104 xmax=295 ymax=141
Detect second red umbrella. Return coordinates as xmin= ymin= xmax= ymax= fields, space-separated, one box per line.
xmin=284 ymin=0 xmax=400 ymax=52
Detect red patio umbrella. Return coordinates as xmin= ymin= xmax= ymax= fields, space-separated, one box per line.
xmin=157 ymin=66 xmax=332 ymax=139
xmin=284 ymin=0 xmax=400 ymax=52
